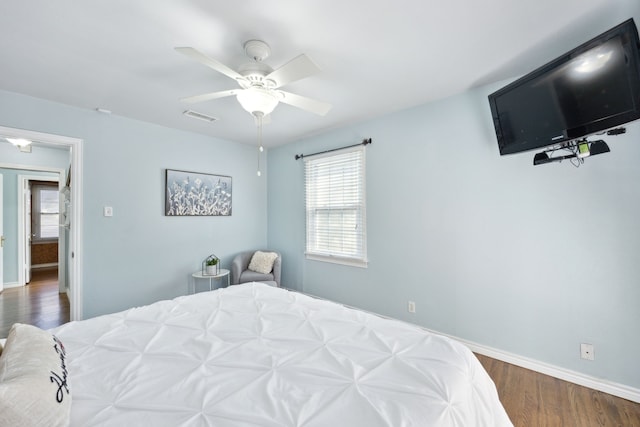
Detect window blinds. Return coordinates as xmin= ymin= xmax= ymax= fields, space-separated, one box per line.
xmin=304 ymin=146 xmax=367 ymax=267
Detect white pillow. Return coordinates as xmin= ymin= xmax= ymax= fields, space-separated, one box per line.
xmin=0 ymin=323 xmax=71 ymax=427
xmin=248 ymin=251 xmax=278 ymax=274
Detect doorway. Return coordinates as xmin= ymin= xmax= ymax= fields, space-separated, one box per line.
xmin=0 ymin=125 xmax=83 ymax=321
xmin=26 ymin=179 xmax=61 ymax=287
xmin=17 ymin=174 xmax=68 ymax=291
xmin=0 ymin=168 xmax=67 ymax=336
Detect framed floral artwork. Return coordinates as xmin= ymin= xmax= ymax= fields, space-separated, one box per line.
xmin=165 ymin=169 xmax=232 ymax=216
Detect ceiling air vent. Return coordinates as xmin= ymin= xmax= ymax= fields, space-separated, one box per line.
xmin=183 ymin=110 xmax=218 ymax=123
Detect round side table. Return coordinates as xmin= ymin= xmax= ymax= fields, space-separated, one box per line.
xmin=190 ymin=268 xmax=230 ymax=294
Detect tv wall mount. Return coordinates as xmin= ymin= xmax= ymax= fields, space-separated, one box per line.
xmin=532 ymin=127 xmax=626 ymax=166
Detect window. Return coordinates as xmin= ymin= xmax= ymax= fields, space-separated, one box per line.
xmin=304 ymin=146 xmax=367 ymax=267
xmin=32 ymin=183 xmax=59 ymax=241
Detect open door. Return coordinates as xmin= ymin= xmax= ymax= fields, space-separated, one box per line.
xmin=24 ymin=182 xmax=31 ymax=284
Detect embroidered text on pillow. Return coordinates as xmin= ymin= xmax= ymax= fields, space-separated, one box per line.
xmin=50 ymin=335 xmax=69 ymax=403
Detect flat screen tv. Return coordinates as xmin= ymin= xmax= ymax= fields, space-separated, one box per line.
xmin=488 ymin=18 xmax=640 ymax=156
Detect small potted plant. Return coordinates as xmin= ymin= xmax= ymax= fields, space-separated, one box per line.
xmin=205 ymin=257 xmax=219 ymax=275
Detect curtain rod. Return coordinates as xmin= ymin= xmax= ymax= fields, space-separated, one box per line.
xmin=294 ymin=138 xmax=372 ymax=160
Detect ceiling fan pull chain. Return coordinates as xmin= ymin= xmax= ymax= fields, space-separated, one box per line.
xmin=256 ymin=113 xmax=263 ymax=177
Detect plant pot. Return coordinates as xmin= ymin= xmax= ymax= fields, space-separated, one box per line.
xmin=206 ymin=265 xmax=217 ymax=275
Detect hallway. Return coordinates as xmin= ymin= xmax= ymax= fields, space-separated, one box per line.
xmin=0 ymin=267 xmax=70 ymax=338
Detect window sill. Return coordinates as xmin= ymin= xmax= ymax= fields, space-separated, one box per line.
xmin=305 ymin=253 xmax=368 ymax=268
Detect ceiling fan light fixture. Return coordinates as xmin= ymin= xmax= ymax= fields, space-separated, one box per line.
xmin=236 ymin=87 xmax=279 ymax=116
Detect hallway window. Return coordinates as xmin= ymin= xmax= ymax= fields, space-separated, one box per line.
xmin=32 ymin=183 xmax=59 ymax=241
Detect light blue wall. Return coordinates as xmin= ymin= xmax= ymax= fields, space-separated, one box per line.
xmin=0 ymin=90 xmax=268 ymax=318
xmin=267 ymin=83 xmax=640 ymax=390
xmin=1 ymin=163 xmax=62 ymax=284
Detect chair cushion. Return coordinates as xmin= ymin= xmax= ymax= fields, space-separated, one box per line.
xmin=240 ymin=270 xmax=275 ymax=283
xmin=248 ymin=251 xmax=278 ymax=274
xmin=0 ymin=323 xmax=71 ymax=427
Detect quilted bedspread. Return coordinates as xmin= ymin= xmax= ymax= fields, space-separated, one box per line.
xmin=53 ymin=283 xmax=513 ymax=426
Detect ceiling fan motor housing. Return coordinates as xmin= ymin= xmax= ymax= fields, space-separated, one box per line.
xmin=238 ymin=61 xmax=275 ymax=89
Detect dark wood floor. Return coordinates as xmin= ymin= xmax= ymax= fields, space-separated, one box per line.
xmin=0 ymin=267 xmax=70 ymax=338
xmin=476 ymin=353 xmax=640 ymax=426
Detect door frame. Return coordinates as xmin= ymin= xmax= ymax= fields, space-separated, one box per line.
xmin=0 ymin=125 xmax=83 ymax=321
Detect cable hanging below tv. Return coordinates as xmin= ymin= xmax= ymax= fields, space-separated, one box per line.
xmin=488 ymin=18 xmax=640 ymax=166
xmin=532 ymin=128 xmax=628 ymax=166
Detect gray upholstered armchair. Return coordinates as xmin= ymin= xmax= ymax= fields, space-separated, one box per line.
xmin=231 ymin=250 xmax=281 ymax=287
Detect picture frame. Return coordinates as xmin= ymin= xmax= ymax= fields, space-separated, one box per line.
xmin=165 ymin=169 xmax=232 ymax=216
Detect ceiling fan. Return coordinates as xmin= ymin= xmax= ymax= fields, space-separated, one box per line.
xmin=175 ymin=40 xmax=332 ymax=120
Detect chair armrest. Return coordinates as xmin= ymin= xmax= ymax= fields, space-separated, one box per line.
xmin=272 ymin=255 xmax=282 ymax=286
xmin=231 ymin=255 xmax=245 ymax=285
xmin=231 ymin=251 xmax=253 ymax=285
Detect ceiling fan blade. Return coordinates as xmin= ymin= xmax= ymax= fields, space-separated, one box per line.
xmin=180 ymin=89 xmax=240 ymax=104
xmin=175 ymin=47 xmax=244 ymax=82
xmin=278 ymin=91 xmax=332 ymax=116
xmin=266 ymin=54 xmax=321 ymax=88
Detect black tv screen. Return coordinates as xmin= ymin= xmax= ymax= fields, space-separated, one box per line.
xmin=489 ymin=19 xmax=640 ymax=155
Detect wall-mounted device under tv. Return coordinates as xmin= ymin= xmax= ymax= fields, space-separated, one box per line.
xmin=488 ymin=18 xmax=640 ymax=165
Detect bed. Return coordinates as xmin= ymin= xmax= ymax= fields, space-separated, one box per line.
xmin=2 ymin=283 xmax=513 ymax=426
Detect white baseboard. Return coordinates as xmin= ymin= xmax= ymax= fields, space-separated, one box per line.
xmin=456 ymin=336 xmax=640 ymax=404
xmin=2 ymin=282 xmax=21 ymax=289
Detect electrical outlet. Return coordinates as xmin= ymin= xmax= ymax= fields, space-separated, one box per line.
xmin=103 ymin=206 xmax=113 ymax=217
xmin=407 ymin=301 xmax=416 ymax=313
xmin=580 ymin=343 xmax=595 ymax=360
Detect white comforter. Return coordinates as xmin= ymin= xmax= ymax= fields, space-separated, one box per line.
xmin=53 ymin=283 xmax=513 ymax=426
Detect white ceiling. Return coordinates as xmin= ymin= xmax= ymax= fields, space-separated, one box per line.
xmin=0 ymin=0 xmax=637 ymax=147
